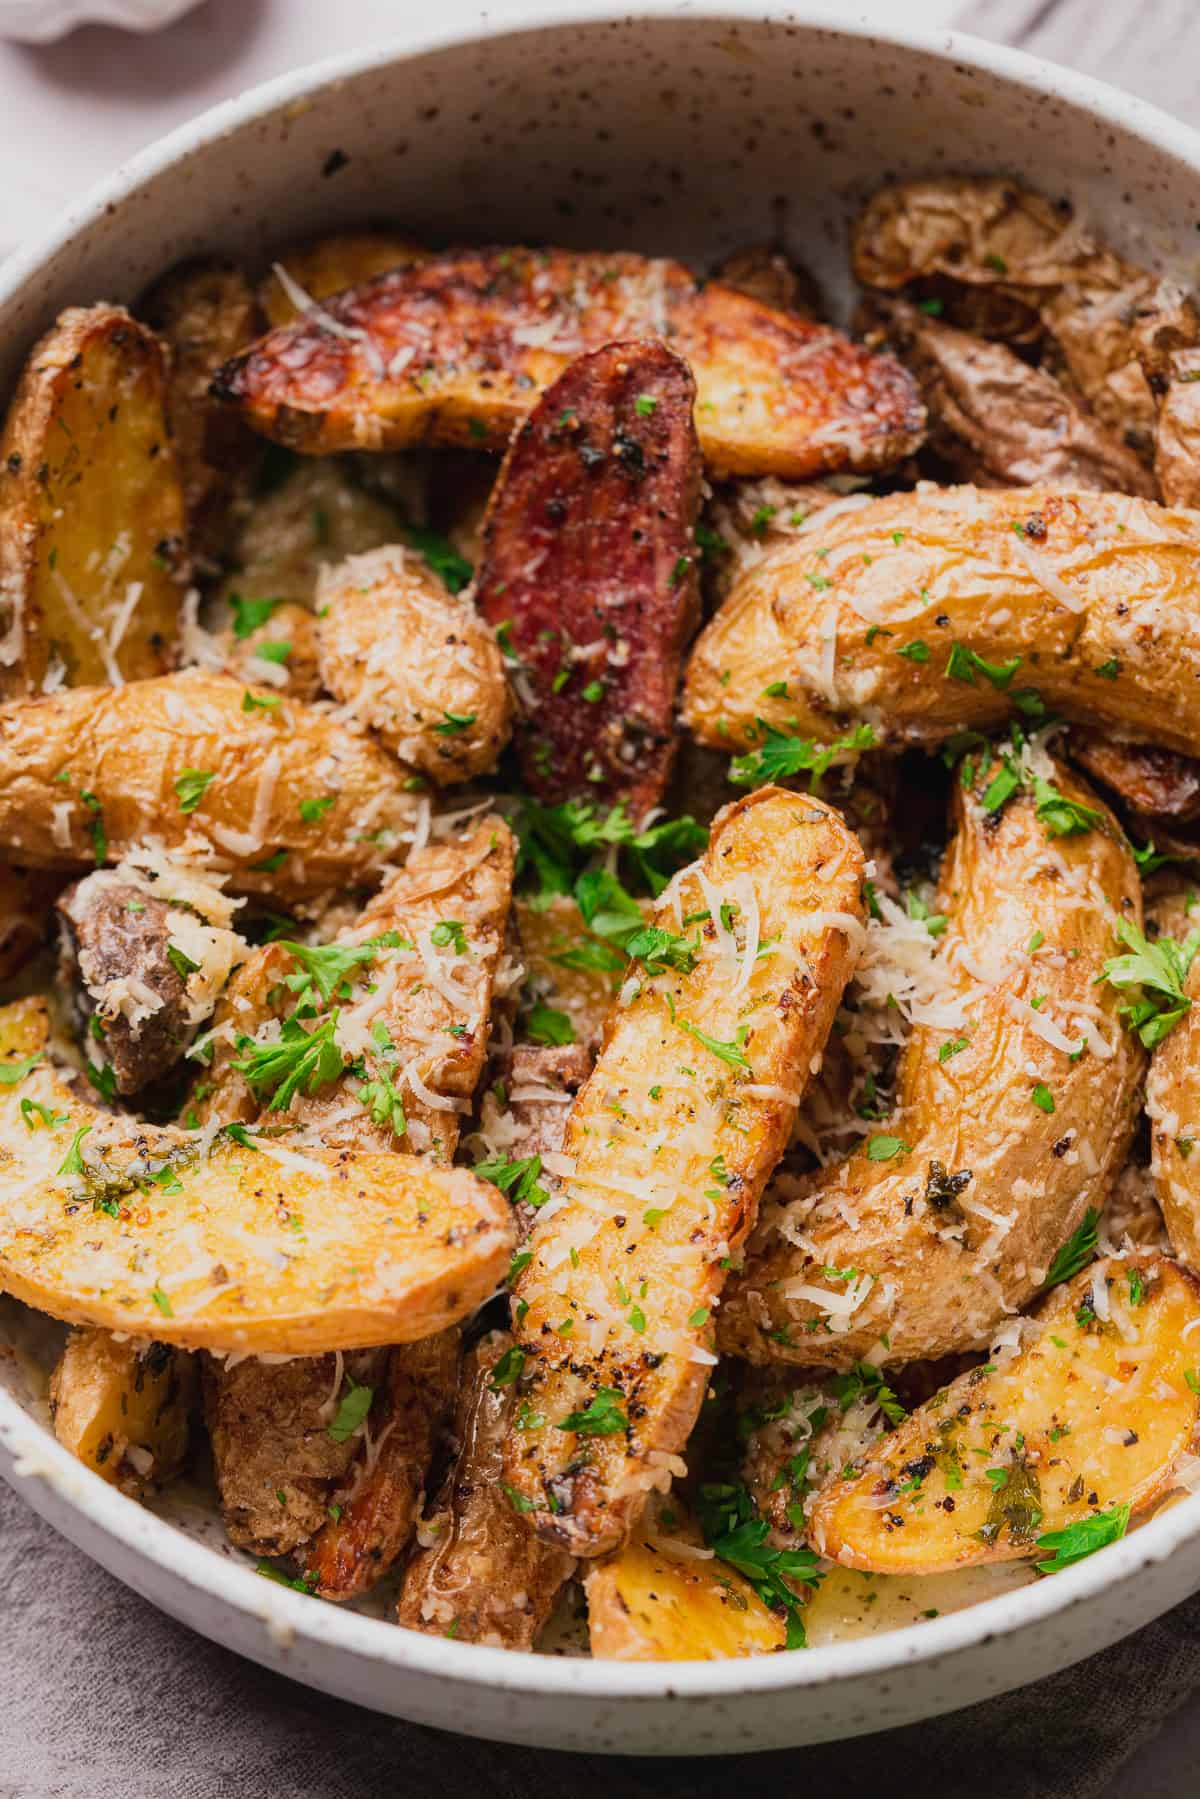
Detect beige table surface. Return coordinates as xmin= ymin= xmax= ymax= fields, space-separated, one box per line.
xmin=2 ymin=3 xmax=1199 ymax=1795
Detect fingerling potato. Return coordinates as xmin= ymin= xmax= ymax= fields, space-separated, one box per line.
xmin=719 ymin=759 xmax=1144 ymax=1367
xmin=475 ymin=340 xmax=701 ymax=811
xmin=213 ymin=247 xmax=924 ymax=479
xmin=0 ymin=671 xmax=419 ymax=900
xmin=217 ymin=599 xmax=323 ymax=700
xmin=0 ymin=305 xmax=188 ymax=694
xmin=397 ymin=1332 xmax=576 ymax=1646
xmin=316 ymin=545 xmax=511 ymax=784
xmin=502 ymin=787 xmax=865 ymax=1556
xmin=49 ymin=1328 xmax=196 ymax=1494
xmin=260 ymin=233 xmax=427 ymax=327
xmin=811 ymin=1255 xmax=1200 ymax=1573
xmin=684 ymin=486 xmax=1200 ymax=760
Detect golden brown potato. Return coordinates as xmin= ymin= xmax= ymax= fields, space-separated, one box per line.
xmin=397 ymin=1333 xmax=576 ymax=1646
xmin=0 ymin=305 xmax=188 ymax=695
xmin=502 ymin=788 xmax=865 ymax=1556
xmin=811 ymin=1255 xmax=1200 ymax=1573
xmin=139 ymin=258 xmax=263 ymax=562
xmin=1068 ymin=733 xmax=1200 ymax=824
xmin=1154 ymin=347 xmax=1200 ymax=509
xmin=737 ymin=1365 xmax=892 ymax=1547
xmin=315 ymin=545 xmax=511 ymax=783
xmin=719 ymin=760 xmax=1144 ymax=1368
xmin=49 ymin=1328 xmax=195 ymax=1493
xmin=260 ymin=233 xmax=427 ymax=327
xmin=215 ymin=599 xmax=323 ymax=701
xmin=1145 ymin=891 xmax=1200 ymax=1269
xmin=299 ymin=1330 xmax=462 ymax=1596
xmin=213 ymin=247 xmax=924 ymax=479
xmin=0 ymin=999 xmax=514 ymax=1352
xmin=0 ymin=671 xmax=419 ymax=900
xmin=853 ymin=176 xmax=1199 ymax=459
xmin=0 ymin=861 xmax=59 ymax=977
xmin=684 ymin=487 xmax=1200 ymax=761
xmin=585 ymin=1497 xmax=787 ymax=1661
xmin=865 ymin=298 xmax=1154 ymax=495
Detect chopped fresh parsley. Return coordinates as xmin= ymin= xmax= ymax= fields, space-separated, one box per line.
xmin=20 ymin=1097 xmax=68 ymax=1131
xmin=232 ymin=1012 xmax=344 ymax=1111
xmin=0 ymin=1053 xmax=41 ymax=1085
xmin=56 ymin=1124 xmax=92 ymax=1179
xmin=526 ymin=1001 xmax=575 ymax=1046
xmin=946 ymin=644 xmax=1022 ymax=689
xmin=678 ymin=1018 xmax=750 ymax=1070
xmin=696 ymin=1480 xmax=823 ymax=1648
xmin=490 ymin=1346 xmax=527 ymax=1389
xmin=1043 ymin=1208 xmax=1099 ymax=1288
xmin=558 ymin=1387 xmax=629 ymax=1436
xmin=476 ymin=1153 xmax=550 ymax=1210
xmin=279 ymin=929 xmax=408 ymax=1004
xmin=434 ymin=710 xmax=477 ymax=736
xmin=1035 ymin=1503 xmax=1130 ymax=1574
xmin=327 ymin=1382 xmax=374 ymax=1444
xmin=397 ymin=519 xmax=473 ymax=594
xmin=866 ymin=1135 xmax=909 ymax=1161
xmin=1031 ymin=1082 xmax=1056 ymax=1115
xmin=730 ymin=722 xmax=876 ymax=791
xmin=174 ymin=768 xmax=214 ymax=813
xmin=299 ymin=795 xmax=336 ymax=823
xmin=229 ymin=593 xmax=283 ymax=638
xmin=1100 ymin=918 xmax=1199 ymax=1048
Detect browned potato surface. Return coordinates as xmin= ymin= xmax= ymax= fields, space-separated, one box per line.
xmin=476 ymin=340 xmax=700 ymax=811
xmin=398 ymin=1333 xmax=576 ymax=1646
xmin=502 ymin=788 xmax=865 ymax=1556
xmin=316 ymin=545 xmax=511 ymax=784
xmin=685 ymin=487 xmax=1200 ymax=761
xmin=1069 ymin=733 xmax=1200 ymax=824
xmin=0 ymin=305 xmax=188 ymax=694
xmin=811 ymin=1256 xmax=1200 ymax=1573
xmin=866 ymin=298 xmax=1154 ymax=494
xmin=720 ymin=762 xmax=1144 ymax=1367
xmin=213 ymin=247 xmax=924 ymax=479
xmin=1146 ymin=892 xmax=1200 ymax=1269
xmin=49 ymin=1328 xmax=195 ymax=1494
xmin=216 ymin=599 xmax=323 ymax=701
xmin=0 ymin=672 xmax=418 ymax=900
xmin=1155 ymin=347 xmax=1200 ymax=509
xmin=585 ymin=1497 xmax=786 ymax=1661
xmin=139 ymin=258 xmax=263 ymax=561
xmin=260 ymin=233 xmax=427 ymax=327
xmin=301 ymin=1330 xmax=462 ymax=1598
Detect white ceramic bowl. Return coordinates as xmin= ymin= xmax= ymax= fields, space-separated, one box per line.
xmin=4 ymin=2 xmax=1200 ymax=1756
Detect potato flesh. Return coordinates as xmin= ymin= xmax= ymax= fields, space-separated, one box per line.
xmin=502 ymin=788 xmax=865 ymax=1556
xmin=0 ymin=671 xmax=418 ymax=900
xmin=0 ymin=305 xmax=187 ymax=694
xmin=684 ymin=487 xmax=1200 ymax=760
xmin=215 ymin=247 xmax=924 ymax=479
xmin=585 ymin=1501 xmax=786 ymax=1661
xmin=810 ymin=1256 xmax=1200 ymax=1574
xmin=0 ymin=1001 xmax=513 ymax=1353
xmin=49 ymin=1328 xmax=195 ymax=1492
xmin=719 ymin=763 xmax=1144 ymax=1366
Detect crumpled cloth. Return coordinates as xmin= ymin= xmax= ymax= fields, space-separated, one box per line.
xmin=2 ymin=1480 xmax=1199 ymax=1799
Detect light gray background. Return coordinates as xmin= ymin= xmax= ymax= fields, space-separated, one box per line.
xmin=2 ymin=3 xmax=1199 ymax=1795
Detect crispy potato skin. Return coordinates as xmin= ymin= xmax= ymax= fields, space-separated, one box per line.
xmin=260 ymin=233 xmax=427 ymax=327
xmin=139 ymin=258 xmax=264 ymax=562
xmin=1069 ymin=733 xmax=1200 ymax=824
xmin=685 ymin=487 xmax=1200 ymax=760
xmin=585 ymin=1499 xmax=786 ymax=1661
xmin=300 ymin=1329 xmax=462 ymax=1598
xmin=0 ymin=671 xmax=418 ymax=900
xmin=0 ymin=1010 xmax=515 ymax=1352
xmin=476 ymin=341 xmax=700 ymax=810
xmin=49 ymin=1328 xmax=195 ymax=1494
xmin=398 ymin=1333 xmax=576 ymax=1646
xmin=316 ymin=545 xmax=511 ymax=783
xmin=1146 ymin=895 xmax=1200 ymax=1268
xmin=720 ymin=764 xmax=1144 ymax=1368
xmin=503 ymin=788 xmax=865 ymax=1556
xmin=865 ymin=299 xmax=1154 ymax=495
xmin=853 ymin=176 xmax=1199 ymax=459
xmin=0 ymin=305 xmax=188 ymax=695
xmin=213 ymin=247 xmax=924 ymax=478
xmin=217 ymin=600 xmax=323 ymax=701
xmin=811 ymin=1256 xmax=1200 ymax=1573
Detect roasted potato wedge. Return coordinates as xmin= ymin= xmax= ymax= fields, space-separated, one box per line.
xmin=476 ymin=340 xmax=700 ymax=810
xmin=316 ymin=545 xmax=511 ymax=784
xmin=684 ymin=487 xmax=1200 ymax=761
xmin=720 ymin=760 xmax=1144 ymax=1367
xmin=398 ymin=1332 xmax=576 ymax=1645
xmin=1146 ymin=892 xmax=1200 ymax=1269
xmin=0 ymin=1000 xmax=513 ymax=1351
xmin=502 ymin=788 xmax=865 ymax=1556
xmin=139 ymin=258 xmax=263 ymax=562
xmin=217 ymin=599 xmax=323 ymax=700
xmin=57 ymin=866 xmax=247 ymax=1095
xmin=49 ymin=1328 xmax=195 ymax=1494
xmin=213 ymin=247 xmax=924 ymax=479
xmin=811 ymin=1255 xmax=1200 ymax=1573
xmin=585 ymin=1497 xmax=787 ymax=1661
xmin=1068 ymin=733 xmax=1200 ymax=824
xmin=865 ymin=298 xmax=1154 ymax=495
xmin=1154 ymin=347 xmax=1200 ymax=510
xmin=0 ymin=305 xmax=188 ymax=695
xmin=300 ymin=1330 xmax=462 ymax=1598
xmin=0 ymin=671 xmax=419 ymax=900
xmin=714 ymin=244 xmax=821 ymax=318
xmin=260 ymin=233 xmax=427 ymax=327
xmin=853 ymin=176 xmax=1199 ymax=459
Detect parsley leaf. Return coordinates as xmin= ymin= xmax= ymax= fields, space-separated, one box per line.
xmin=866 ymin=1135 xmax=909 ymax=1161
xmin=174 ymin=768 xmax=214 ymax=814
xmin=678 ymin=1018 xmax=750 ymax=1070
xmin=696 ymin=1480 xmax=823 ymax=1648
xmin=1043 ymin=1208 xmax=1100 ymax=1288
xmin=1100 ymin=918 xmax=1199 ymax=1048
xmin=279 ymin=930 xmax=408 ymax=1005
xmin=557 ymin=1387 xmax=629 ymax=1436
xmin=232 ymin=1013 xmax=344 ymax=1110
xmin=945 ymin=644 xmax=1022 ymax=689
xmin=490 ymin=1346 xmax=527 ymax=1389
xmin=729 ymin=722 xmax=876 ymax=791
xmin=229 ymin=593 xmax=282 ymax=639
xmin=397 ymin=519 xmax=473 ymax=594
xmin=476 ymin=1153 xmax=550 ymax=1210
xmin=1034 ymin=1503 xmax=1130 ymax=1573
xmin=1030 ymin=773 xmax=1103 ymax=839
xmin=526 ymin=1002 xmax=575 ymax=1046
xmin=327 ymin=1382 xmax=374 ymax=1444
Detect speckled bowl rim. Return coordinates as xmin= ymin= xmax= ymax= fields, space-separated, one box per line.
xmin=5 ymin=0 xmax=1200 ymax=1704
